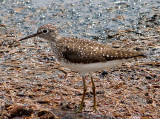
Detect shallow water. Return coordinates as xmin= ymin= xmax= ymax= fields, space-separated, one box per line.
xmin=0 ymin=0 xmax=159 ymax=38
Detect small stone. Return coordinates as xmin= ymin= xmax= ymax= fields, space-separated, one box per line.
xmin=145 ymin=75 xmax=152 ymax=80
xmin=16 ymin=92 xmax=25 ymax=96
xmin=101 ymin=70 xmax=108 ymax=76
xmin=145 ymin=93 xmax=149 ymax=96
xmin=146 ymin=98 xmax=153 ymax=104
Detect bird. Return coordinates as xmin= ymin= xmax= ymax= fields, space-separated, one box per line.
xmin=20 ymin=24 xmax=146 ymax=112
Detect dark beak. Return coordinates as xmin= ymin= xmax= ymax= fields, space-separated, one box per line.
xmin=19 ymin=32 xmax=42 ymax=41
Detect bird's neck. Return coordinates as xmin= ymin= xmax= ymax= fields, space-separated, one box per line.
xmin=49 ymin=35 xmax=63 ymax=61
xmin=55 ymin=34 xmax=62 ymax=41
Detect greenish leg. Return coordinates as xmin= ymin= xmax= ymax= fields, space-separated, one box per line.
xmin=77 ymin=75 xmax=87 ymax=113
xmin=90 ymin=75 xmax=97 ymax=112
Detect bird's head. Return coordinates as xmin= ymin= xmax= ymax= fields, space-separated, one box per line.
xmin=20 ymin=24 xmax=59 ymax=42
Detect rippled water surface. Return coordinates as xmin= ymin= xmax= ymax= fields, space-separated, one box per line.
xmin=0 ymin=0 xmax=159 ymax=38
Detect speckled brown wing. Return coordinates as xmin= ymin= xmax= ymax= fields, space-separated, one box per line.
xmin=104 ymin=48 xmax=146 ymax=60
xmin=61 ymin=38 xmax=146 ymax=64
xmin=62 ymin=46 xmax=102 ymax=64
xmin=61 ymin=38 xmax=105 ymax=64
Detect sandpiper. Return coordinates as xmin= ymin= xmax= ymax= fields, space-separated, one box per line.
xmin=20 ymin=24 xmax=146 ymax=112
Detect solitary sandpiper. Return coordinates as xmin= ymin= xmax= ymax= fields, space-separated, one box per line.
xmin=20 ymin=24 xmax=146 ymax=112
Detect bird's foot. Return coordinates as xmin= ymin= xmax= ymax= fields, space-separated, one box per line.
xmin=58 ymin=67 xmax=69 ymax=78
xmin=75 ymin=107 xmax=83 ymax=113
xmin=75 ymin=109 xmax=82 ymax=113
xmin=75 ymin=103 xmax=84 ymax=113
xmin=92 ymin=106 xmax=97 ymax=112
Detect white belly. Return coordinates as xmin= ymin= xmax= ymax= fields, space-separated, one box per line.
xmin=60 ymin=59 xmax=132 ymax=74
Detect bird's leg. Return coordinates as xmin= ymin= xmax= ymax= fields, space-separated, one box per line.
xmin=90 ymin=73 xmax=97 ymax=112
xmin=77 ymin=75 xmax=87 ymax=113
xmin=58 ymin=67 xmax=68 ymax=78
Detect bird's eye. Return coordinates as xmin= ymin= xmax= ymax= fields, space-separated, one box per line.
xmin=42 ymin=29 xmax=48 ymax=34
